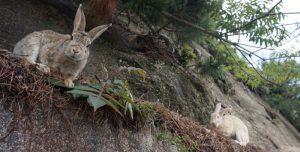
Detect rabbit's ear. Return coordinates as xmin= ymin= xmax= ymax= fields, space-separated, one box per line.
xmin=220 ymin=108 xmax=232 ymax=116
xmin=73 ymin=4 xmax=86 ymax=33
xmin=214 ymin=103 xmax=222 ymax=113
xmin=88 ymin=23 xmax=112 ymax=42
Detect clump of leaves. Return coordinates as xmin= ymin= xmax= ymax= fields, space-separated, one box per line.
xmin=218 ymin=0 xmax=287 ymax=47
xmin=121 ymin=0 xmax=220 ymax=41
xmin=49 ymin=79 xmax=139 ymax=120
xmin=178 ymin=43 xmax=197 ymax=65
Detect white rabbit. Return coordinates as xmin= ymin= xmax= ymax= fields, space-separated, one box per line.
xmin=13 ymin=4 xmax=112 ymax=87
xmin=210 ymin=103 xmax=249 ymax=146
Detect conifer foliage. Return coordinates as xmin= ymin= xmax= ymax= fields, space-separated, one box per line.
xmin=121 ymin=0 xmax=222 ymax=41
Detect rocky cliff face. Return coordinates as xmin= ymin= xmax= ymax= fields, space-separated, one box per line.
xmin=0 ymin=0 xmax=300 ymax=151
xmin=193 ymin=43 xmax=300 ymax=151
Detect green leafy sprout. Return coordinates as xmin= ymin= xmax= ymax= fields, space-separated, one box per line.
xmin=49 ymin=78 xmax=139 ymax=120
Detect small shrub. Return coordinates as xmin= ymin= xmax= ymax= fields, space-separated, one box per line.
xmin=178 ymin=43 xmax=197 ymax=65
xmin=199 ymin=56 xmax=226 ymax=81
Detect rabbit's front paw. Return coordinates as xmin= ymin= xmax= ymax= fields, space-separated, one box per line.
xmin=37 ymin=64 xmax=50 ymax=73
xmin=64 ymin=78 xmax=74 ymax=88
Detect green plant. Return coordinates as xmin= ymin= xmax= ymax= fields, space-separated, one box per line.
xmin=172 ymin=135 xmax=195 ymax=152
xmin=49 ymin=78 xmax=139 ymax=120
xmin=199 ymin=56 xmax=226 ymax=81
xmin=218 ymin=0 xmax=287 ymax=47
xmin=178 ymin=43 xmax=197 ymax=65
xmin=121 ymin=0 xmax=222 ymax=42
xmin=136 ymin=102 xmax=156 ymax=118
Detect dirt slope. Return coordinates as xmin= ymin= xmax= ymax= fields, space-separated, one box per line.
xmin=0 ymin=0 xmax=300 ymax=151
xmin=0 ymin=1 xmax=176 ymax=151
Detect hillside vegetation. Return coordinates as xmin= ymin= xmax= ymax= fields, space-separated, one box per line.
xmin=0 ymin=0 xmax=299 ymax=151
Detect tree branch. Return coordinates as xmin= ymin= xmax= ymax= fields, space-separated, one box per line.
xmin=159 ymin=11 xmax=221 ymax=37
xmin=143 ymin=2 xmax=297 ymax=86
xmin=264 ymin=55 xmax=300 ymax=61
xmin=238 ymin=48 xmax=280 ymax=85
xmin=228 ymin=0 xmax=283 ymax=33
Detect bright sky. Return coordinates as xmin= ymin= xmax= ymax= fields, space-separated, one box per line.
xmin=229 ymin=0 xmax=300 ymax=67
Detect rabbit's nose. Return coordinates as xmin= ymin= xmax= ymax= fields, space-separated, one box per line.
xmin=72 ymin=49 xmax=79 ymax=54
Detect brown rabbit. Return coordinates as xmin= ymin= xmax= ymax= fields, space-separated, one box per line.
xmin=13 ymin=4 xmax=112 ymax=87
